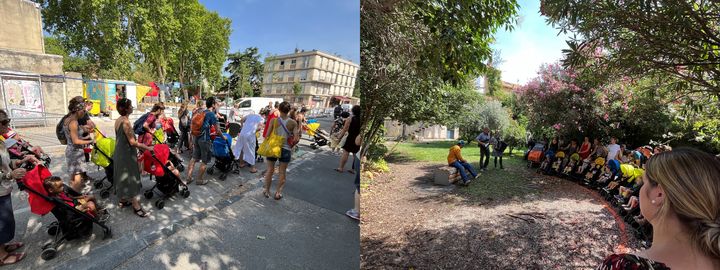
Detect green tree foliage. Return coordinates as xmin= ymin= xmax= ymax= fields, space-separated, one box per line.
xmin=36 ymin=0 xmax=230 ymax=94
xmin=360 ymin=0 xmax=519 ymax=158
xmin=293 ymin=82 xmax=302 ymax=97
xmin=225 ymin=47 xmax=264 ymax=99
xmin=43 ymin=36 xmax=91 ymax=74
xmin=541 ymin=0 xmax=720 ymax=96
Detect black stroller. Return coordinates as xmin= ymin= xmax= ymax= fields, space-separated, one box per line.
xmin=17 ymin=165 xmax=111 ymax=260
xmin=141 ymin=144 xmax=190 ymax=209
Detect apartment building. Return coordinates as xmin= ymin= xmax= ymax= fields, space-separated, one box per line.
xmin=262 ymin=49 xmax=359 ymax=108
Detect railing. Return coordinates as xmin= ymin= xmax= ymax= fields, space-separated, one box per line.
xmin=8 ymin=108 xmax=67 ymax=128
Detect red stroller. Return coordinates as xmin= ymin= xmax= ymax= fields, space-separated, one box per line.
xmin=17 ymin=165 xmax=111 ymax=260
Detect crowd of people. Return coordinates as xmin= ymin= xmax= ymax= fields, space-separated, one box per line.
xmin=0 ymin=96 xmax=362 ymax=265
xmin=524 ymin=134 xmax=720 ymax=269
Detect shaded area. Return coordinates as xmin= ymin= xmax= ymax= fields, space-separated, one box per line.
xmin=361 ymin=160 xmax=638 ymax=269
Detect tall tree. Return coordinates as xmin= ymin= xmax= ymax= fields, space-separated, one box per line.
xmin=225 ymin=47 xmax=264 ymax=98
xmin=360 ymin=0 xmax=519 ymax=158
xmin=541 ymin=0 xmax=720 ymax=96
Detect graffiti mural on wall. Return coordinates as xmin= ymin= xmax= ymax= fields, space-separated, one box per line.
xmin=1 ymin=79 xmax=44 ymax=118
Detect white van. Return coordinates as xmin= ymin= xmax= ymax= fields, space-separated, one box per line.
xmin=218 ymin=97 xmax=283 ymax=119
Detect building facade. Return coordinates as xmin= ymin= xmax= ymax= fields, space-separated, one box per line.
xmin=262 ymin=49 xmax=358 ymax=108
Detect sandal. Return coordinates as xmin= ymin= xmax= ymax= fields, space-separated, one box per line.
xmin=0 ymin=252 xmax=25 ymax=266
xmin=118 ymin=201 xmax=132 ymax=208
xmin=249 ymin=168 xmax=258 ymax=173
xmin=263 ymin=190 xmax=271 ymax=198
xmin=334 ymin=168 xmax=343 ymax=173
xmin=347 ymin=169 xmax=356 ymax=174
xmin=274 ymin=193 xmax=283 ymax=200
xmin=196 ymin=179 xmax=208 ymax=185
xmin=185 ymin=177 xmax=195 ymax=184
xmin=3 ymin=242 xmax=23 ymax=253
xmin=133 ymin=207 xmax=149 ymax=218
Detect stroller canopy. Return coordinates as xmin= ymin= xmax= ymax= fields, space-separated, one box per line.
xmin=21 ymin=165 xmax=55 ymax=215
xmin=92 ymin=137 xmax=116 ymax=168
xmin=142 ymin=144 xmax=170 ymax=177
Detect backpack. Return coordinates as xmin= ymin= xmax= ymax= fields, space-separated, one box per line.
xmin=133 ymin=112 xmax=151 ymax=135
xmin=190 ymin=110 xmax=207 ymax=137
xmin=56 ymin=114 xmax=69 ymax=145
xmin=179 ymin=111 xmax=190 ymax=128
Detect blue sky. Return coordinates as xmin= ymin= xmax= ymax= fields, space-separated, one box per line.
xmin=199 ymin=0 xmax=360 ymax=64
xmin=492 ymin=0 xmax=571 ymax=84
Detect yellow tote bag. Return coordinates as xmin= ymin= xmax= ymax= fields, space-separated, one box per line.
xmin=258 ymin=119 xmax=283 ymax=158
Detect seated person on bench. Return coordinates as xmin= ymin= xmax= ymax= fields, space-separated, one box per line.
xmin=447 ymin=140 xmax=480 ymax=185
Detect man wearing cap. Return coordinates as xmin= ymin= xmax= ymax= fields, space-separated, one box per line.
xmin=448 ymin=140 xmax=480 ymax=185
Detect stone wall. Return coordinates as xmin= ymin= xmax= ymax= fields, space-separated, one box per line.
xmin=0 ymin=49 xmax=63 ymax=75
xmin=0 ymin=0 xmax=44 ymax=54
xmin=384 ymin=119 xmax=460 ymax=140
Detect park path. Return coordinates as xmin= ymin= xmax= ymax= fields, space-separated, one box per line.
xmin=360 ymin=161 xmax=637 ymax=270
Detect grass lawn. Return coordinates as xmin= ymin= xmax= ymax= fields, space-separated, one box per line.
xmin=387 ymin=140 xmax=538 ymax=201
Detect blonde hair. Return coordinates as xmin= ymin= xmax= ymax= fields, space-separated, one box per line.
xmin=644 ymin=147 xmax=720 ymax=260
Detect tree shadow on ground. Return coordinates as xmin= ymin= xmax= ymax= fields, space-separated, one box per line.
xmin=361 ymin=215 xmax=615 ymax=269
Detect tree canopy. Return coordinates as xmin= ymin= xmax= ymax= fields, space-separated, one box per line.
xmin=360 ymin=0 xmax=519 ymax=158
xmin=35 ymin=0 xmax=231 ymax=97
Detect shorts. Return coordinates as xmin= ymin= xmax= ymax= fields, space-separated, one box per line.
xmin=193 ymin=137 xmax=212 ymax=164
xmin=267 ymin=148 xmax=292 ymax=163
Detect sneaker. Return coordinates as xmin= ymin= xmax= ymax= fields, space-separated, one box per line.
xmin=345 ymin=209 xmax=360 ymax=220
xmin=463 ymin=179 xmax=472 ymax=186
xmin=474 ymin=174 xmax=480 ymax=179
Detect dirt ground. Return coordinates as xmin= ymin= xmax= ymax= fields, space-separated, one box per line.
xmin=360 ymin=161 xmax=638 ymax=270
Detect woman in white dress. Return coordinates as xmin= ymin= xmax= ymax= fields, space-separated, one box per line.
xmin=233 ymin=113 xmax=264 ymax=173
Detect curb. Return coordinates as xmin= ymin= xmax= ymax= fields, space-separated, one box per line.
xmin=53 ymin=147 xmax=321 ymax=270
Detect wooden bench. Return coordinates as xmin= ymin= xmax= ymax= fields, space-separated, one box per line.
xmin=434 ymin=166 xmax=461 ymax=186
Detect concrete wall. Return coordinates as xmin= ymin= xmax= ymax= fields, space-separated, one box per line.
xmin=0 ymin=0 xmax=44 ymax=54
xmin=384 ymin=120 xmax=460 ymax=140
xmin=41 ymin=77 xmax=65 ymax=114
xmin=0 ymin=49 xmax=63 ymax=75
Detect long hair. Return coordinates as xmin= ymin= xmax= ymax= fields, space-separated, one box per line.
xmin=644 ymin=147 xmax=720 ymax=260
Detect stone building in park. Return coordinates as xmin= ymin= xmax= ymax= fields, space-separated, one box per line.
xmin=262 ymin=49 xmax=359 ymax=108
xmin=0 ymin=0 xmax=83 ymax=127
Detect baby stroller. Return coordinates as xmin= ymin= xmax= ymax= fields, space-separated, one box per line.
xmin=141 ymin=144 xmax=190 ymax=209
xmin=17 ymin=165 xmax=111 ymax=260
xmin=152 ymin=130 xmax=185 ymax=172
xmin=560 ymin=153 xmax=581 ymax=179
xmin=207 ymin=133 xmax=238 ymax=181
xmin=526 ymin=143 xmax=545 ymax=168
xmin=91 ymin=136 xmax=116 ymax=199
xmin=3 ymin=137 xmax=51 ymax=167
xmin=582 ymin=157 xmax=606 ymax=187
xmin=549 ymin=151 xmax=566 ymax=175
xmin=306 ymin=121 xmax=330 ymax=149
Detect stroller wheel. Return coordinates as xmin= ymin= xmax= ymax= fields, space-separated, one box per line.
xmin=155 ymin=200 xmax=165 ymax=209
xmin=176 ymin=164 xmax=185 ymax=173
xmin=219 ymin=173 xmax=227 ymax=181
xmin=144 ymin=190 xmax=154 ymax=199
xmin=41 ymin=247 xmax=58 ymax=260
xmin=181 ymin=189 xmax=190 ymax=198
xmin=100 ymin=190 xmax=111 ymax=199
xmin=47 ymin=222 xmax=60 ymax=236
xmin=93 ymin=180 xmax=104 ymax=189
xmin=207 ymin=167 xmax=214 ymax=175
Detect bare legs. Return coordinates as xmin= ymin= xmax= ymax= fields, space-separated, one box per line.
xmin=337 ymin=150 xmax=350 ymax=172
xmin=70 ymin=173 xmax=84 ymax=192
xmin=264 ymin=160 xmax=288 ymax=199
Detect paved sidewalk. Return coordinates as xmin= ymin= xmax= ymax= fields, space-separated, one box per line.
xmin=7 ymin=117 xmax=358 ymax=269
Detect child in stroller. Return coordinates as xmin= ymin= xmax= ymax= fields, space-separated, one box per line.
xmin=44 ymin=176 xmax=107 ymax=221
xmin=17 ymin=165 xmax=111 ymax=261
xmin=207 ymin=133 xmax=238 ymax=180
xmin=141 ymin=144 xmax=190 ymax=209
